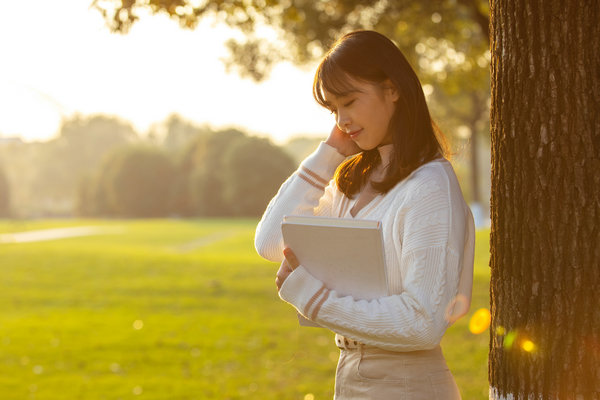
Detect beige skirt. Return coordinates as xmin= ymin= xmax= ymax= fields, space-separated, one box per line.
xmin=334 ymin=342 xmax=461 ymax=400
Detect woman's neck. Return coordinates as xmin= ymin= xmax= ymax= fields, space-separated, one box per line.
xmin=377 ymin=143 xmax=394 ymax=169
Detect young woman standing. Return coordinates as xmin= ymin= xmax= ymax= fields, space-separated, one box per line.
xmin=255 ymin=30 xmax=475 ymax=399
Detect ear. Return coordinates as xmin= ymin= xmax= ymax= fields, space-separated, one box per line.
xmin=382 ymin=79 xmax=399 ymax=102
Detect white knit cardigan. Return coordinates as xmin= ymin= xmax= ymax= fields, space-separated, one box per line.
xmin=255 ymin=142 xmax=475 ymax=352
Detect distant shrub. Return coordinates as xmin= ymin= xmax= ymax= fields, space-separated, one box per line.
xmin=80 ymin=146 xmax=176 ymax=217
xmin=221 ymin=136 xmax=296 ymax=216
xmin=187 ymin=129 xmax=246 ymax=216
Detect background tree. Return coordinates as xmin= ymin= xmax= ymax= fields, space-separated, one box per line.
xmin=100 ymin=146 xmax=176 ymax=217
xmin=0 ymin=165 xmax=11 ymax=217
xmin=76 ymin=171 xmax=112 ymax=217
xmin=221 ymin=136 xmax=296 ymax=216
xmin=157 ymin=114 xmax=212 ymax=153
xmin=489 ymin=1 xmax=599 ymax=399
xmin=32 ymin=115 xmax=138 ymax=215
xmin=159 ymin=116 xmax=214 ymax=216
xmin=0 ymin=140 xmax=41 ymax=217
xmin=188 ymin=128 xmax=247 ymax=216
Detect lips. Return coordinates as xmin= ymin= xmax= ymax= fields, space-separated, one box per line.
xmin=348 ymin=128 xmax=363 ymax=139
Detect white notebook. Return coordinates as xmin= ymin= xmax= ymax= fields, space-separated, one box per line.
xmin=281 ymin=215 xmax=388 ymax=327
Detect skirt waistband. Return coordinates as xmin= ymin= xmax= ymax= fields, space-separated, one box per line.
xmin=335 ymin=334 xmax=444 ymax=359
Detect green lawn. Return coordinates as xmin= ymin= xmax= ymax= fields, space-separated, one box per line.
xmin=0 ymin=219 xmax=490 ymax=399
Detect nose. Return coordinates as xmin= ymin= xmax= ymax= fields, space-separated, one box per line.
xmin=336 ymin=111 xmax=351 ymax=132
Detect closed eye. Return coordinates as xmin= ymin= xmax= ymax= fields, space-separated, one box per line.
xmin=343 ymin=99 xmax=355 ymax=107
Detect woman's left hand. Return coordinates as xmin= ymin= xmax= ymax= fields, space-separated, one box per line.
xmin=276 ymin=248 xmax=300 ymax=291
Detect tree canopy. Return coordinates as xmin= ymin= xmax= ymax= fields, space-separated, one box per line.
xmin=91 ymin=0 xmax=489 ymax=84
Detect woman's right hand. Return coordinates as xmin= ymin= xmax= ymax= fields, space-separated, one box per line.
xmin=325 ymin=125 xmax=361 ymax=157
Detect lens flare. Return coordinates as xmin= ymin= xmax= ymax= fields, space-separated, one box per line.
xmin=469 ymin=308 xmax=491 ymax=334
xmin=521 ymin=339 xmax=537 ymax=353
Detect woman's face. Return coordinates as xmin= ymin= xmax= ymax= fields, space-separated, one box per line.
xmin=323 ymin=75 xmax=399 ymax=150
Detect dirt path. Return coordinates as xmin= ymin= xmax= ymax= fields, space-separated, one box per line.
xmin=0 ymin=226 xmax=124 ymax=244
xmin=172 ymin=230 xmax=240 ymax=252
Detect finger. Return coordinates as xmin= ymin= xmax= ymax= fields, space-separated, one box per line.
xmin=277 ymin=266 xmax=291 ymax=281
xmin=283 ymin=248 xmax=300 ymax=269
xmin=276 ymin=269 xmax=291 ymax=290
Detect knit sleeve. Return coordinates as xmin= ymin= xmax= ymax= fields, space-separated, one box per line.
xmin=278 ymin=169 xmax=471 ymax=351
xmin=254 ymin=142 xmax=346 ymax=263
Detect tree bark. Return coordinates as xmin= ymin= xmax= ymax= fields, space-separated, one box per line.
xmin=489 ymin=1 xmax=600 ymax=399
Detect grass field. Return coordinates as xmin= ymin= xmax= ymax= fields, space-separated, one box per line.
xmin=0 ymin=219 xmax=490 ymax=399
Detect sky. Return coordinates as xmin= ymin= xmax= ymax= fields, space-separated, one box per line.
xmin=0 ymin=1 xmax=333 ymax=143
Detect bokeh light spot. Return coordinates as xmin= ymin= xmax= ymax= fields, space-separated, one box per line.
xmin=110 ymin=363 xmax=122 ymax=373
xmin=495 ymin=325 xmax=506 ymax=336
xmin=521 ymin=339 xmax=536 ymax=353
xmin=133 ymin=386 xmax=143 ymax=395
xmin=504 ymin=330 xmax=517 ymax=349
xmin=190 ymin=348 xmax=201 ymax=358
xmin=304 ymin=394 xmax=315 ymax=400
xmin=469 ymin=308 xmax=491 ymax=334
xmin=133 ymin=320 xmax=144 ymax=330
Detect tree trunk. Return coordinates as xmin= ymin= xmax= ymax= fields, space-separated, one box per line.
xmin=489 ymin=1 xmax=600 ymax=399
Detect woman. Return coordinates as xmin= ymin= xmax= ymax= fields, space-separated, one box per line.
xmin=255 ymin=30 xmax=475 ymax=399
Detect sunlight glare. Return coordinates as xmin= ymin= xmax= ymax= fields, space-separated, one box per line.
xmin=0 ymin=2 xmax=331 ymax=144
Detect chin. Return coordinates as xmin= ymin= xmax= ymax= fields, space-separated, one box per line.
xmin=355 ymin=141 xmax=377 ymax=151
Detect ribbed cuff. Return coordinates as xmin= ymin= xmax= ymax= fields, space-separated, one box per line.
xmin=300 ymin=142 xmax=346 ymax=180
xmin=279 ymin=266 xmax=326 ymax=319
